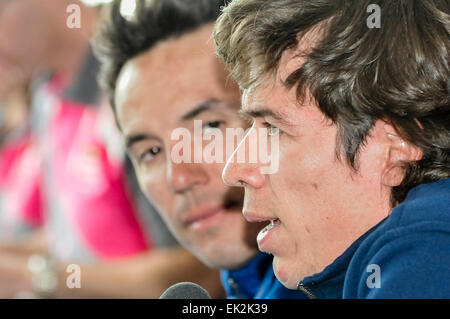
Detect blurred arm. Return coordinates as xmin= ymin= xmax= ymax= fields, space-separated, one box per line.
xmin=56 ymin=247 xmax=225 ymax=299
xmin=0 ymin=229 xmax=47 ymax=255
xmin=0 ymin=246 xmax=225 ymax=299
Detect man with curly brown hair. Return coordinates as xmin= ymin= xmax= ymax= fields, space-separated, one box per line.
xmin=216 ymin=0 xmax=450 ymax=298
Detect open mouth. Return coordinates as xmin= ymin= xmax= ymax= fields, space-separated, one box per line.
xmin=256 ymin=218 xmax=281 ymax=247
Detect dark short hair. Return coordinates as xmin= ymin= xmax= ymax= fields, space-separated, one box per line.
xmin=93 ymin=0 xmax=227 ymax=109
xmin=214 ymin=0 xmax=450 ymax=206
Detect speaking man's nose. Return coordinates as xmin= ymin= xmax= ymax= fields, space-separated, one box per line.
xmin=222 ymin=125 xmax=266 ymax=189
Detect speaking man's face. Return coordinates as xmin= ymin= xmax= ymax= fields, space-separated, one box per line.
xmin=115 ymin=24 xmax=262 ymax=270
xmin=222 ymin=40 xmax=393 ymax=289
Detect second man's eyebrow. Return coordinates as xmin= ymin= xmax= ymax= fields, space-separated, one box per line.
xmin=180 ymin=98 xmax=221 ymax=122
xmin=125 ymin=133 xmax=159 ymax=149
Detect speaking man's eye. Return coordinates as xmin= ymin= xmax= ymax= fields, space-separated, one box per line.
xmin=263 ymin=122 xmax=280 ymax=136
xmin=139 ymin=146 xmax=161 ymax=164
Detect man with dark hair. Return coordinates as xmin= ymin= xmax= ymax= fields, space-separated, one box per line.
xmin=94 ymin=0 xmax=307 ymax=298
xmin=215 ymin=0 xmax=450 ymax=298
xmin=0 ymin=0 xmax=223 ymax=299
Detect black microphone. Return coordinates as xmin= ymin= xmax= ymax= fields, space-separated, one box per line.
xmin=159 ymin=282 xmax=211 ymax=299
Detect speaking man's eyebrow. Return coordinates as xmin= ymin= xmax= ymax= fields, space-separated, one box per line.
xmin=239 ymin=108 xmax=287 ymax=124
xmin=180 ymin=98 xmax=221 ymax=122
xmin=125 ymin=133 xmax=159 ymax=149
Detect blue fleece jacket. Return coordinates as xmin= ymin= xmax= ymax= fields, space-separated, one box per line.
xmin=221 ymin=252 xmax=308 ymax=299
xmin=297 ymin=178 xmax=450 ymax=298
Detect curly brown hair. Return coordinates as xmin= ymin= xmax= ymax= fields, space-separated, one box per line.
xmin=214 ymin=0 xmax=450 ymax=206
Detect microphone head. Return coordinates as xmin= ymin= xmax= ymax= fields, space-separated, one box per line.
xmin=159 ymin=282 xmax=211 ymax=299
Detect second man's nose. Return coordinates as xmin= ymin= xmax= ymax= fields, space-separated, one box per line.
xmin=167 ymin=159 xmax=209 ymax=194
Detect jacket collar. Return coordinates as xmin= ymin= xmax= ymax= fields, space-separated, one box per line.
xmin=297 ymin=219 xmax=384 ymax=298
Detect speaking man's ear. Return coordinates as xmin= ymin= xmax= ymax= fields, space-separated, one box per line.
xmin=381 ymin=122 xmax=423 ymax=187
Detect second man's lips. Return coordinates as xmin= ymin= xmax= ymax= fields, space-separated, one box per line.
xmin=183 ymin=204 xmax=225 ymax=227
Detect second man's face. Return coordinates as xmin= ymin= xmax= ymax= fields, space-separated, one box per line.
xmin=115 ymin=24 xmax=262 ymax=270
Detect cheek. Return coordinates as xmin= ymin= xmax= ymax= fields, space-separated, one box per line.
xmin=205 ymin=161 xmax=227 ymax=186
xmin=138 ymin=167 xmax=175 ymax=214
xmin=269 ymin=135 xmax=348 ymax=234
xmin=277 ymin=123 xmax=344 ymax=198
xmin=272 ymin=138 xmax=329 ymax=203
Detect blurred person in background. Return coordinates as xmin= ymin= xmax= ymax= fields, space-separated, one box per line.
xmin=94 ymin=0 xmax=308 ymax=299
xmin=0 ymin=86 xmax=44 ymax=242
xmin=0 ymin=0 xmax=223 ymax=298
xmin=0 ymin=91 xmax=46 ymax=297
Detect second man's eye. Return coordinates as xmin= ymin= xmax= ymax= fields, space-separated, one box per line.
xmin=203 ymin=120 xmax=225 ymax=130
xmin=139 ymin=146 xmax=161 ymax=164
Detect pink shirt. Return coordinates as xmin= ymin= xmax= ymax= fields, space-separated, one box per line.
xmin=0 ymin=132 xmax=44 ymax=239
xmin=39 ymin=77 xmax=151 ymax=261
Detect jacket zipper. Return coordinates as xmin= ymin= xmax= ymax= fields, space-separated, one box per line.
xmin=297 ymin=283 xmax=317 ymax=299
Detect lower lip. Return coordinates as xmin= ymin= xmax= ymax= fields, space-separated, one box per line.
xmin=257 ymin=219 xmax=281 ymax=252
xmin=187 ymin=208 xmax=226 ymax=232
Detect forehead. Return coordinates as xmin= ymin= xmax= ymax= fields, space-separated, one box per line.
xmin=115 ymin=24 xmax=239 ymax=129
xmin=241 ymin=73 xmax=298 ymax=118
xmin=241 ymin=28 xmax=321 ymax=114
xmin=241 ymin=55 xmax=329 ymax=134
